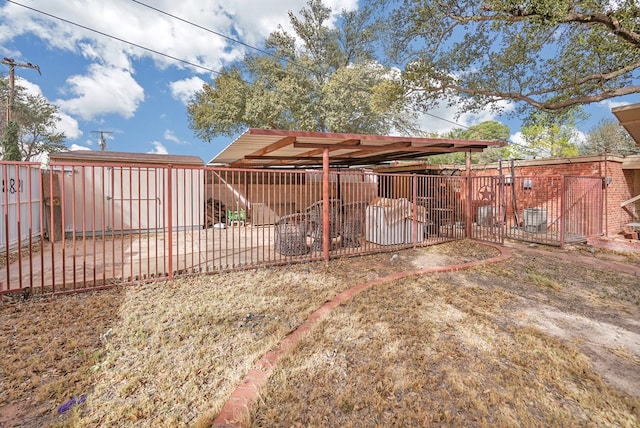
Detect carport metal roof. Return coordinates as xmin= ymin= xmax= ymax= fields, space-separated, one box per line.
xmin=208 ymin=128 xmax=506 ymax=168
xmin=612 ymin=103 xmax=640 ymax=146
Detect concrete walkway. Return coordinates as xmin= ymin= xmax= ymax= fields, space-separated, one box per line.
xmin=211 ymin=242 xmax=513 ymax=427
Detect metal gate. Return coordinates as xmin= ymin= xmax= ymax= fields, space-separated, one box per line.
xmin=504 ymin=175 xmax=603 ymax=246
xmin=469 ymin=175 xmax=504 ymax=245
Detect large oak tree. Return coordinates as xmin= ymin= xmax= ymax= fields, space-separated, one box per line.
xmin=384 ymin=0 xmax=640 ymax=120
xmin=188 ymin=0 xmax=419 ymax=141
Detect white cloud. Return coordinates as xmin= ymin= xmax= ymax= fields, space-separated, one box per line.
xmin=598 ymin=99 xmax=631 ymax=111
xmin=14 ymin=77 xmax=43 ymax=96
xmin=509 ymin=126 xmax=587 ymax=154
xmin=68 ymin=144 xmax=91 ymax=151
xmin=571 ymin=129 xmax=587 ymax=145
xmin=0 ymin=0 xmax=360 ymax=156
xmin=416 ymin=97 xmax=515 ymax=135
xmin=0 ymin=1 xmax=356 ymax=74
xmin=14 ymin=77 xmax=83 ymax=140
xmin=148 ymin=141 xmax=168 ymax=155
xmin=55 ymin=64 xmax=145 ymax=120
xmin=164 ymin=129 xmax=187 ymax=145
xmin=55 ymin=111 xmax=82 ymax=140
xmin=510 ymin=131 xmax=525 ymax=147
xmin=170 ymin=76 xmax=205 ymax=105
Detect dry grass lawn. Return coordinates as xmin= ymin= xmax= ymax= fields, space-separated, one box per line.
xmin=1 ymin=240 xmax=639 ymax=427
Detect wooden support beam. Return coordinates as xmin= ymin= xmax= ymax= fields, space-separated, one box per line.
xmin=293 ymin=141 xmax=410 ymax=150
xmin=621 ymin=193 xmax=640 ymax=207
xmin=293 ymin=141 xmax=486 ymax=153
xmin=249 ymin=136 xmax=297 ymax=157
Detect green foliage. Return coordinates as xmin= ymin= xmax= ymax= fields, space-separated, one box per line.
xmin=451 ymin=121 xmax=510 ymax=142
xmin=2 ymin=120 xmax=21 ymax=161
xmin=188 ymin=0 xmax=419 ymax=141
xmin=384 ymin=0 xmax=640 ymax=121
xmin=429 ymin=121 xmax=516 ymax=164
xmin=1 ymin=77 xmax=66 ymax=161
xmin=580 ymin=118 xmax=640 ymax=156
xmin=518 ymin=112 xmax=580 ymax=158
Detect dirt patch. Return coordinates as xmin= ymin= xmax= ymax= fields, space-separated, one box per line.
xmin=490 ymin=243 xmax=640 ymax=399
xmin=517 ymin=304 xmax=640 ymax=397
xmin=1 ymin=240 xmax=638 ymax=427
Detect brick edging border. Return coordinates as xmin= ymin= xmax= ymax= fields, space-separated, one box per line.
xmin=211 ymin=242 xmax=512 ymax=427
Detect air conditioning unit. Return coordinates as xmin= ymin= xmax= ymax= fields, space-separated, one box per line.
xmin=523 ymin=208 xmax=547 ymax=233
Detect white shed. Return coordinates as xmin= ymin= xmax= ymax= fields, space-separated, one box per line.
xmin=49 ymin=151 xmax=205 ymax=236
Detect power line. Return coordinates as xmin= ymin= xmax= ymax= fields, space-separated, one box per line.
xmin=130 ymin=0 xmax=280 ymax=62
xmin=131 ymin=1 xmax=495 ymax=137
xmin=6 ymin=0 xmax=223 ymax=76
xmin=5 ymin=0 xmax=494 ymax=141
xmin=128 ymin=1 xmax=484 ymax=137
xmin=128 ymin=0 xmax=334 ymax=82
xmin=130 ymin=1 xmax=505 ymax=140
xmin=92 ymin=130 xmax=113 ymax=151
xmin=1 ymin=57 xmax=41 ymax=122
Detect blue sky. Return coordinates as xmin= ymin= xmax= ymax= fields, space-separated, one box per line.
xmin=1 ymin=0 xmax=639 ymax=164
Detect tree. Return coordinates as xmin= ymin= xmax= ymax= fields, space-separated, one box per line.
xmin=1 ymin=77 xmax=66 ymax=160
xmin=429 ymin=121 xmax=514 ymax=164
xmin=580 ymin=118 xmax=640 ymax=155
xmin=518 ymin=112 xmax=580 ymax=158
xmin=2 ymin=120 xmax=21 ymax=161
xmin=383 ymin=0 xmax=640 ymax=120
xmin=188 ymin=0 xmax=419 ymax=141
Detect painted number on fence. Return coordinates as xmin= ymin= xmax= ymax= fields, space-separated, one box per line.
xmin=2 ymin=178 xmax=24 ymax=194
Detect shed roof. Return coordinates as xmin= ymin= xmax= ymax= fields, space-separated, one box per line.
xmin=50 ymin=151 xmax=204 ymax=166
xmin=612 ymin=103 xmax=640 ymax=146
xmin=208 ymin=128 xmax=506 ymax=168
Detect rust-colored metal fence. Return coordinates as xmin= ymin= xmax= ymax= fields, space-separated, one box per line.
xmin=1 ymin=162 xmax=465 ymax=297
xmin=0 ymin=160 xmax=605 ymax=297
xmin=468 ymin=175 xmax=504 ymax=245
xmin=504 ymin=175 xmax=603 ymax=246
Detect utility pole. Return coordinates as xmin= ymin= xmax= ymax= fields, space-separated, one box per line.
xmin=1 ymin=57 xmax=41 ymax=123
xmin=92 ymin=130 xmax=113 ymax=151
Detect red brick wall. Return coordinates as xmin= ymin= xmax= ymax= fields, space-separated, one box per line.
xmin=469 ymin=158 xmax=635 ymax=236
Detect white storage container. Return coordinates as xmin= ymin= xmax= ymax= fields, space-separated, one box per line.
xmin=366 ymin=205 xmax=406 ymax=245
xmin=366 ymin=202 xmax=425 ymax=245
xmin=404 ymin=218 xmax=426 ymax=244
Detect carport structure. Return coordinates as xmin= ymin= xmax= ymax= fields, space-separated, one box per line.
xmin=210 ymin=128 xmax=506 ymax=260
xmin=211 ymin=128 xmax=502 ymax=168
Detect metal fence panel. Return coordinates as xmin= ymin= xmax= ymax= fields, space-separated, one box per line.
xmin=1 ymin=160 xmax=610 ymax=297
xmin=469 ymin=175 xmax=504 ymax=245
xmin=1 ymin=163 xmax=472 ymax=297
xmin=504 ymin=175 xmax=603 ymax=246
xmin=0 ymin=163 xmax=41 ymax=252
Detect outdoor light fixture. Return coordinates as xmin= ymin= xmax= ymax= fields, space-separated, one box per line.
xmin=605 ymin=177 xmax=613 ymax=186
xmin=523 ymin=179 xmax=533 ymax=189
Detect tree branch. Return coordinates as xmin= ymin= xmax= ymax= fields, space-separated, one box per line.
xmin=446 ymin=83 xmax=640 ymax=111
xmin=524 ymin=60 xmax=640 ymax=97
xmin=447 ymin=9 xmax=640 ymax=47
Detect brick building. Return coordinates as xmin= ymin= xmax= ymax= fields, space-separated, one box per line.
xmin=466 ymin=155 xmax=640 ymax=237
xmin=378 ymin=154 xmax=640 ymax=238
